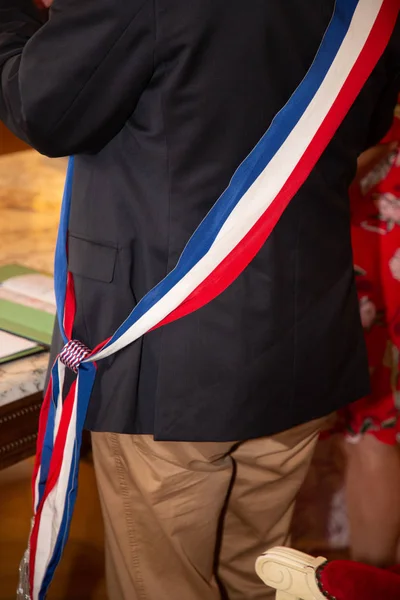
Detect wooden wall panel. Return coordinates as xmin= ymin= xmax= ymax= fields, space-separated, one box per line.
xmin=0 ymin=122 xmax=29 ymax=155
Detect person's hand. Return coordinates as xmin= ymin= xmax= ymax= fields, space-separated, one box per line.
xmin=389 ymin=249 xmax=400 ymax=281
xmin=359 ymin=297 xmax=377 ymax=329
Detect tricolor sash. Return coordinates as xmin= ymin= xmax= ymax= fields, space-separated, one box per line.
xmin=17 ymin=0 xmax=399 ymax=598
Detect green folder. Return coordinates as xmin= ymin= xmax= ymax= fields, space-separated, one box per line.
xmin=0 ymin=264 xmax=39 ymax=282
xmin=0 ymin=264 xmax=55 ymax=347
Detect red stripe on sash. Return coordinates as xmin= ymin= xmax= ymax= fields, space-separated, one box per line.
xmin=29 ymin=379 xmax=77 ymax=593
xmin=31 ymin=379 xmax=53 ymax=511
xmin=64 ymin=272 xmax=76 ymax=340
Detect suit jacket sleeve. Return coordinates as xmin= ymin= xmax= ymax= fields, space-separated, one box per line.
xmin=0 ymin=0 xmax=154 ymax=156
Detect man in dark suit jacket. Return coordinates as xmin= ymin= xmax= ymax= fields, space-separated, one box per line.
xmin=0 ymin=1 xmax=399 ymax=598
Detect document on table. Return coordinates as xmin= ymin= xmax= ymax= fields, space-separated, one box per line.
xmin=1 ymin=272 xmax=55 ymax=309
xmin=0 ymin=330 xmax=44 ymax=364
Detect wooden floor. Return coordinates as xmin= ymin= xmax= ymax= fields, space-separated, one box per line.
xmin=0 ymin=457 xmax=107 ymax=600
xmin=0 ymin=123 xmax=29 ymax=156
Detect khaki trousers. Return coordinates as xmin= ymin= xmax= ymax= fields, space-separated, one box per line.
xmin=91 ymin=417 xmax=324 ymax=600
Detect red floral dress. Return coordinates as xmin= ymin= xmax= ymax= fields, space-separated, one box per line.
xmin=338 ymin=113 xmax=400 ymax=445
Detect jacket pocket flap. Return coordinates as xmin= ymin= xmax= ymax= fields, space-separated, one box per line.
xmin=68 ymin=235 xmax=117 ymax=283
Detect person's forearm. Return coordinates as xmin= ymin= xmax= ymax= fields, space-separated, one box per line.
xmin=0 ymin=0 xmax=154 ymax=156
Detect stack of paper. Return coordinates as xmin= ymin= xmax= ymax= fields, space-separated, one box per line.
xmin=0 ymin=330 xmax=42 ymax=364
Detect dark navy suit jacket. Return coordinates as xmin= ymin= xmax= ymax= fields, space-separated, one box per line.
xmin=0 ymin=0 xmax=399 ymax=440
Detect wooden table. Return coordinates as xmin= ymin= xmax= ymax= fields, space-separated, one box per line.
xmin=0 ymin=354 xmax=48 ymax=470
xmin=0 ymin=150 xmax=65 ymax=470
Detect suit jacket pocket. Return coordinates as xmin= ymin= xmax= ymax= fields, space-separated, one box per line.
xmin=67 ymin=235 xmax=134 ymax=349
xmin=68 ymin=235 xmax=117 ymax=283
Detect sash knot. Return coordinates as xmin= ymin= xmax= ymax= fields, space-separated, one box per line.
xmin=59 ymin=339 xmax=91 ymax=373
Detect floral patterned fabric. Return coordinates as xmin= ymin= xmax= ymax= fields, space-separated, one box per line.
xmin=292 ymin=107 xmax=400 ymax=554
xmin=325 ymin=106 xmax=400 ymax=447
xmin=338 ymin=138 xmax=400 ymax=445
